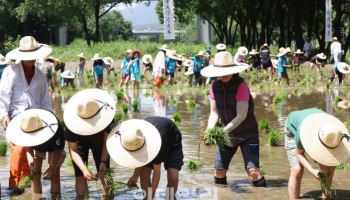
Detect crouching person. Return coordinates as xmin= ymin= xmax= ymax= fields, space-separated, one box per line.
xmin=107 ymin=116 xmax=184 ymax=199
xmin=6 ymin=109 xmax=66 ymax=198
xmin=285 ymin=108 xmax=350 ymax=199
xmin=63 ymin=89 xmax=116 ymax=199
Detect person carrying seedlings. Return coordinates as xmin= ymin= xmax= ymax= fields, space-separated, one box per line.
xmin=63 ymin=89 xmax=116 ymax=199
xmin=284 ymin=108 xmax=350 ymax=199
xmin=129 ymin=50 xmax=142 ymax=89
xmin=329 ymin=62 xmax=350 ymax=85
xmin=249 ymin=49 xmax=261 ymax=71
xmin=291 ymin=49 xmax=304 ymax=72
xmin=106 ymin=116 xmax=184 ymax=199
xmin=119 ymin=49 xmax=132 ymax=88
xmin=77 ymin=53 xmax=86 ymax=76
xmin=165 ymin=50 xmax=179 ymax=85
xmin=192 ymin=51 xmax=206 ymax=86
xmin=310 ymin=53 xmax=327 ymax=71
xmin=6 ymin=109 xmax=66 ymax=198
xmin=200 ymin=51 xmax=266 ymax=187
xmin=153 ymin=44 xmax=168 ymax=87
xmin=103 ymin=57 xmax=113 ymax=80
xmin=60 ymin=70 xmax=76 ymax=90
xmin=91 ymin=53 xmax=105 ymax=88
xmin=0 ymin=36 xmax=52 ymax=195
xmin=277 ymin=47 xmax=290 ymax=86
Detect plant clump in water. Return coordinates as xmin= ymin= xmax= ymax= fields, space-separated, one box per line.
xmin=186 ymin=100 xmax=196 ymax=110
xmin=204 ymin=127 xmax=230 ymax=148
xmin=114 ymin=112 xmax=124 ymax=124
xmin=172 ymin=112 xmax=182 ymax=123
xmin=186 ymin=160 xmax=202 ymax=172
xmin=121 ymin=103 xmax=129 ymax=114
xmin=115 ymin=90 xmax=124 ymax=101
xmin=258 ymin=118 xmax=270 ymax=134
xmin=335 ymin=96 xmax=343 ymax=104
xmin=132 ymin=100 xmax=139 ymax=112
xmin=272 ymin=92 xmax=287 ymax=106
xmin=0 ymin=140 xmax=8 ymax=156
xmin=268 ymin=130 xmax=282 ymax=146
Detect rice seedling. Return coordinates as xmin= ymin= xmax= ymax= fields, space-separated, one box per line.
xmin=114 ymin=112 xmax=123 ymax=124
xmin=258 ymin=118 xmax=270 ymax=134
xmin=0 ymin=140 xmax=8 ymax=156
xmin=318 ymin=172 xmax=336 ymax=198
xmin=259 ymin=162 xmax=266 ymax=175
xmin=87 ymin=78 xmax=94 ymax=85
xmin=19 ymin=174 xmax=36 ymax=188
xmin=186 ymin=160 xmax=202 ymax=172
xmin=268 ymin=130 xmax=282 ymax=146
xmin=272 ymin=92 xmax=287 ymax=106
xmin=115 ymin=89 xmax=124 ymax=101
xmin=335 ymin=96 xmax=343 ymax=103
xmin=170 ymin=97 xmax=177 ymax=105
xmin=336 ymin=163 xmax=348 ymax=170
xmin=113 ymin=71 xmax=118 ymax=77
xmin=204 ymin=127 xmax=230 ymax=148
xmin=172 ymin=112 xmax=182 ymax=123
xmin=121 ymin=103 xmax=129 ymax=113
xmin=132 ymin=100 xmax=139 ymax=112
xmin=186 ymin=99 xmax=196 ymax=110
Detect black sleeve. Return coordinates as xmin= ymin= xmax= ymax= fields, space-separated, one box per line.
xmin=64 ymin=129 xmax=79 ymax=142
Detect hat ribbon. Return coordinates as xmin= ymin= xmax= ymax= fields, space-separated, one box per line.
xmin=19 ymin=45 xmax=43 ymax=52
xmin=318 ymin=131 xmax=350 ymax=149
xmin=80 ymin=99 xmax=114 ymax=119
xmin=115 ymin=131 xmax=146 ymax=152
xmin=21 ymin=120 xmax=58 ymax=134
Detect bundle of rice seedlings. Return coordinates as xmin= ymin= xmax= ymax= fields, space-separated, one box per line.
xmin=204 ymin=127 xmax=230 ymax=148
xmin=114 ymin=112 xmax=123 ymax=124
xmin=318 ymin=172 xmax=336 ymax=198
xmin=115 ymin=90 xmax=124 ymax=101
xmin=186 ymin=160 xmax=202 ymax=172
xmin=272 ymin=92 xmax=287 ymax=106
xmin=113 ymin=71 xmax=118 ymax=77
xmin=172 ymin=112 xmax=182 ymax=123
xmin=132 ymin=100 xmax=139 ymax=112
xmin=170 ymin=97 xmax=177 ymax=105
xmin=0 ymin=140 xmax=8 ymax=156
xmin=268 ymin=130 xmax=282 ymax=146
xmin=19 ymin=174 xmax=36 ymax=188
xmin=186 ymin=100 xmax=196 ymax=110
xmin=258 ymin=118 xmax=270 ymax=134
xmin=335 ymin=96 xmax=343 ymax=104
xmin=121 ymin=103 xmax=129 ymax=113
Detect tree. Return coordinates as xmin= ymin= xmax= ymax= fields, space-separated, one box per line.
xmin=100 ymin=11 xmax=132 ymax=41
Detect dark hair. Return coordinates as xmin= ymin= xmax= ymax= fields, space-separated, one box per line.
xmin=94 ymin=59 xmax=103 ymax=66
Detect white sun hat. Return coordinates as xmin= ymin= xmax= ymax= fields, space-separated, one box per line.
xmin=337 ymin=100 xmax=350 ymax=109
xmin=200 ymin=51 xmax=249 ymax=77
xmin=277 ymin=47 xmax=288 ymax=57
xmin=103 ymin=57 xmax=114 ymax=65
xmin=300 ymin=112 xmax=350 ymax=166
xmin=160 ymin=44 xmax=169 ymax=51
xmin=216 ymin=43 xmax=226 ymax=51
xmin=106 ymin=119 xmax=162 ymax=168
xmin=317 ymin=53 xmax=327 ymax=60
xmin=294 ymin=49 xmax=304 ymax=54
xmin=237 ymin=46 xmax=248 ymax=56
xmin=78 ymin=53 xmax=86 ymax=58
xmin=249 ymin=49 xmax=259 ymax=55
xmin=0 ymin=54 xmax=9 ymax=65
xmin=6 ymin=109 xmax=58 ymax=147
xmin=63 ymin=89 xmax=116 ymax=135
xmin=6 ymin=36 xmax=52 ymax=61
xmin=166 ymin=50 xmax=179 ymax=60
xmin=336 ymin=62 xmax=350 ymax=74
xmin=142 ymin=54 xmax=153 ymax=64
xmin=61 ymin=70 xmax=76 ymax=79
xmin=90 ymin=53 xmax=102 ymax=61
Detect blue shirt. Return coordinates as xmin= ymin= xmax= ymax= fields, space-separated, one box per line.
xmin=121 ymin=58 xmax=130 ymax=75
xmin=130 ymin=58 xmax=141 ymax=74
xmin=93 ymin=62 xmax=105 ymax=76
xmin=192 ymin=56 xmax=204 ymax=73
xmin=0 ymin=64 xmax=8 ymax=79
xmin=277 ymin=56 xmax=288 ymax=73
xmin=166 ymin=58 xmax=177 ymax=74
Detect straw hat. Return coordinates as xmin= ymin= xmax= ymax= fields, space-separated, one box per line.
xmin=183 ymin=59 xmax=193 ymax=68
xmin=337 ymin=100 xmax=350 ymax=109
xmin=317 ymin=53 xmax=327 ymax=60
xmin=160 ymin=44 xmax=169 ymax=51
xmin=300 ymin=112 xmax=350 ymax=166
xmin=0 ymin=54 xmax=8 ymax=65
xmin=285 ymin=47 xmax=291 ymax=53
xmin=6 ymin=109 xmax=58 ymax=147
xmin=263 ymin=43 xmax=268 ymax=47
xmin=177 ymin=54 xmax=185 ymax=62
xmin=200 ymin=51 xmax=249 ymax=77
xmin=6 ymin=36 xmax=52 ymax=61
xmin=78 ymin=53 xmax=85 ymax=58
xmin=185 ymin=67 xmax=194 ymax=76
xmin=237 ymin=46 xmax=248 ymax=56
xmin=336 ymin=62 xmax=350 ymax=74
xmin=249 ymin=49 xmax=259 ymax=55
xmin=61 ymin=70 xmax=75 ymax=79
xmin=103 ymin=57 xmax=114 ymax=65
xmin=129 ymin=50 xmax=143 ymax=59
xmin=142 ymin=54 xmax=153 ymax=64
xmin=277 ymin=47 xmax=287 ymax=57
xmin=333 ymin=37 xmax=338 ymax=41
xmin=271 ymin=59 xmax=278 ymax=69
xmin=294 ymin=49 xmax=304 ymax=54
xmin=166 ymin=50 xmax=179 ymax=60
xmin=64 ymin=89 xmax=116 ymax=135
xmin=106 ymin=119 xmax=162 ymax=168
xmin=197 ymin=51 xmax=205 ymax=57
xmin=216 ymin=43 xmax=226 ymax=51
xmin=90 ymin=53 xmax=102 ymax=61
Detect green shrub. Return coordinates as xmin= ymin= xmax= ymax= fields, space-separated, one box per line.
xmin=268 ymin=130 xmax=282 ymax=146
xmin=172 ymin=112 xmax=182 ymax=123
xmin=186 ymin=160 xmax=202 ymax=172
xmin=0 ymin=141 xmax=8 ymax=156
xmin=258 ymin=118 xmax=270 ymax=134
xmin=204 ymin=127 xmax=230 ymax=148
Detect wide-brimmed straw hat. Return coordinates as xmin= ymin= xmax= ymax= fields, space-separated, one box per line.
xmin=200 ymin=51 xmax=249 ymax=77
xmin=166 ymin=50 xmax=179 ymax=60
xmin=103 ymin=57 xmax=114 ymax=65
xmin=271 ymin=59 xmax=278 ymax=69
xmin=106 ymin=119 xmax=162 ymax=168
xmin=6 ymin=109 xmax=58 ymax=147
xmin=129 ymin=50 xmax=143 ymax=59
xmin=78 ymin=53 xmax=85 ymax=58
xmin=183 ymin=59 xmax=193 ymax=68
xmin=237 ymin=46 xmax=248 ymax=56
xmin=277 ymin=47 xmax=287 ymax=57
xmin=300 ymin=112 xmax=350 ymax=166
xmin=160 ymin=44 xmax=169 ymax=51
xmin=263 ymin=43 xmax=268 ymax=47
xmin=294 ymin=49 xmax=304 ymax=54
xmin=216 ymin=43 xmax=226 ymax=51
xmin=6 ymin=36 xmax=52 ymax=61
xmin=142 ymin=54 xmax=153 ymax=64
xmin=249 ymin=49 xmax=259 ymax=55
xmin=285 ymin=47 xmax=291 ymax=53
xmin=0 ymin=54 xmax=9 ymax=65
xmin=317 ymin=53 xmax=327 ymax=60
xmin=64 ymin=89 xmax=116 ymax=136
xmin=177 ymin=54 xmax=185 ymax=62
xmin=333 ymin=37 xmax=338 ymax=41
xmin=90 ymin=53 xmax=102 ymax=61
xmin=337 ymin=100 xmax=350 ymax=109
xmin=61 ymin=70 xmax=75 ymax=79
xmin=336 ymin=62 xmax=350 ymax=74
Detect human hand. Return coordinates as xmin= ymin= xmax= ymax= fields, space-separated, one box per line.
xmin=312 ymin=169 xmax=320 ymax=180
xmin=2 ymin=116 xmax=10 ymax=130
xmin=83 ymin=168 xmax=97 ymax=181
xmin=126 ymin=175 xmax=138 ymax=188
xmin=98 ymin=162 xmax=108 ymax=176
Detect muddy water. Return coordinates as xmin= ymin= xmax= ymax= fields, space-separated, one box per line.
xmin=1 ymin=88 xmax=350 ymax=199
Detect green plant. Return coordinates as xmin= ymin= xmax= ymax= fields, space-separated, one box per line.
xmin=144 ymin=92 xmax=151 ymax=97
xmin=113 ymin=71 xmax=118 ymax=77
xmin=132 ymin=100 xmax=139 ymax=112
xmin=186 ymin=160 xmax=202 ymax=172
xmin=186 ymin=99 xmax=196 ymax=110
xmin=335 ymin=96 xmax=343 ymax=103
xmin=114 ymin=112 xmax=123 ymax=124
xmin=65 ymin=157 xmax=73 ymax=167
xmin=0 ymin=140 xmax=8 ymax=156
xmin=258 ymin=119 xmax=270 ymax=134
xmin=121 ymin=103 xmax=129 ymax=113
xmin=204 ymin=127 xmax=230 ymax=148
xmin=268 ymin=130 xmax=282 ymax=146
xmin=336 ymin=163 xmax=348 ymax=170
xmin=273 ymin=92 xmax=287 ymax=106
xmin=318 ymin=172 xmax=336 ymax=198
xmin=259 ymin=162 xmax=266 ymax=175
xmin=170 ymin=97 xmax=177 ymax=105
xmin=19 ymin=174 xmax=36 ymax=188
xmin=116 ymin=90 xmax=124 ymax=101
xmin=172 ymin=112 xmax=182 ymax=123
xmin=88 ymin=78 xmax=94 ymax=85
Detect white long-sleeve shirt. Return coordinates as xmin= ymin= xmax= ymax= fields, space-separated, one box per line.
xmin=152 ymin=51 xmax=165 ymax=77
xmin=0 ymin=62 xmax=52 ymax=119
xmin=330 ymin=41 xmax=342 ymax=55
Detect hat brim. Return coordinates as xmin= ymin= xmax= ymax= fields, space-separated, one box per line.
xmin=317 ymin=55 xmax=327 ymax=60
xmin=64 ymin=89 xmax=116 ymax=136
xmin=6 ymin=44 xmax=52 ymax=61
xmin=300 ymin=113 xmax=350 ymax=166
xmin=185 ymin=70 xmax=194 ymax=76
xmin=107 ymin=119 xmax=162 ymax=168
xmin=337 ymin=64 xmax=350 ymax=74
xmin=216 ymin=44 xmax=226 ymax=50
xmin=142 ymin=55 xmax=153 ymax=64
xmin=90 ymin=57 xmax=102 ymax=61
xmin=201 ymin=63 xmax=249 ymax=77
xmin=337 ymin=101 xmax=350 ymax=109
xmin=78 ymin=55 xmax=86 ymax=58
xmin=61 ymin=74 xmax=75 ymax=79
xmin=6 ymin=109 xmax=58 ymax=147
xmin=249 ymin=52 xmax=259 ymax=55
xmin=295 ymin=51 xmax=304 ymax=54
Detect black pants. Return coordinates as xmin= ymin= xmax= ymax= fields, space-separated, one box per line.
xmin=330 ymin=68 xmax=343 ymax=85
